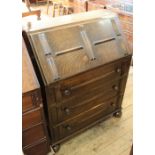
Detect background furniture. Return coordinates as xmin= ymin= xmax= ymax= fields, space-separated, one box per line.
xmin=22 ymin=38 xmax=51 ymax=155
xmin=85 ymin=0 xmax=133 ymax=51
xmin=22 ymin=0 xmax=41 ymax=20
xmin=23 ymin=10 xmax=132 ymax=151
xmin=47 ymin=0 xmax=74 ymax=17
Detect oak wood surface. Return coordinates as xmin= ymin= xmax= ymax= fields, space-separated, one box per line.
xmin=22 ymin=38 xmax=39 ymax=94
xmin=22 ymin=38 xmax=51 ymax=155
xmin=23 ymin=11 xmax=132 ymax=148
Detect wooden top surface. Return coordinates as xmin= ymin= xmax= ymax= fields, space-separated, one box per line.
xmin=22 ymin=38 xmax=39 ymax=93
xmin=22 ymin=10 xmax=116 ymax=32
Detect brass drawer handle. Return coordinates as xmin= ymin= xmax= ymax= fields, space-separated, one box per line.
xmin=113 ymin=85 xmax=119 ymax=91
xmin=64 ymin=89 xmax=71 ymax=96
xmin=64 ymin=107 xmax=70 ymax=115
xmin=116 ymin=68 xmax=121 ymax=73
xmin=65 ymin=125 xmax=72 ymax=131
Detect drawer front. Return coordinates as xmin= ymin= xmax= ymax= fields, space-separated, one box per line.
xmin=61 ymin=74 xmax=121 ymax=104
xmin=58 ymin=59 xmax=131 ymax=103
xmin=22 ymin=90 xmax=42 ymax=112
xmin=59 ymin=60 xmax=124 ymax=90
xmin=23 ymin=139 xmax=50 ymax=155
xmin=22 ymin=95 xmax=34 ymax=112
xmin=53 ymin=96 xmax=118 ymax=140
xmin=23 ymin=123 xmax=46 ymax=147
xmin=23 ymin=107 xmax=43 ymax=130
xmin=57 ymin=79 xmax=121 ymax=122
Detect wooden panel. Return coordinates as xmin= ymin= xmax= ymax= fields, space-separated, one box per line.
xmin=22 ymin=38 xmax=39 ymax=93
xmin=60 ymin=74 xmax=121 ymax=103
xmin=53 ymin=96 xmax=118 ymax=140
xmin=22 ymin=107 xmax=42 ymax=130
xmin=22 ymin=90 xmax=42 ymax=112
xmin=22 ymin=94 xmax=34 ymax=112
xmin=28 ymin=17 xmax=129 ymax=84
xmin=58 ymin=85 xmax=120 ymax=122
xmin=23 ymin=139 xmax=50 ymax=155
xmin=23 ymin=123 xmax=46 ymax=147
xmin=59 ymin=58 xmax=129 ymax=89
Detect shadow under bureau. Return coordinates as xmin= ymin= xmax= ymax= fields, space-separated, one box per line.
xmin=23 ymin=10 xmax=132 ymax=152
xmin=22 ymin=38 xmax=51 ymax=155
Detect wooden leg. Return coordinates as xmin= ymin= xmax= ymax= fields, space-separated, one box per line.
xmin=52 ymin=144 xmax=60 ymax=152
xmin=46 ymin=0 xmax=50 ymax=14
xmin=85 ymin=0 xmax=88 ymax=12
xmin=53 ymin=4 xmax=56 ymax=17
xmin=113 ymin=110 xmax=122 ymax=118
xmin=63 ymin=7 xmax=66 ymax=15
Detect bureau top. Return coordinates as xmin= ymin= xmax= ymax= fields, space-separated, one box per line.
xmin=22 ymin=38 xmax=40 ymax=94
xmin=22 ymin=10 xmax=116 ymax=32
xmin=24 ymin=10 xmax=132 ymax=85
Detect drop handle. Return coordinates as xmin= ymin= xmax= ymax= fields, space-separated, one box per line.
xmin=116 ymin=68 xmax=121 ymax=73
xmin=64 ymin=108 xmax=70 ymax=115
xmin=113 ymin=85 xmax=119 ymax=91
xmin=64 ymin=89 xmax=71 ymax=96
xmin=65 ymin=125 xmax=72 ymax=131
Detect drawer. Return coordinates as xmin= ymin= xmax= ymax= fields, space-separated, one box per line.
xmin=57 ymin=79 xmax=121 ymax=122
xmin=23 ymin=123 xmax=46 ymax=147
xmin=54 ymin=96 xmax=118 ymax=140
xmin=23 ymin=139 xmax=50 ymax=155
xmin=59 ymin=60 xmax=124 ymax=89
xmin=59 ymin=78 xmax=119 ymax=105
xmin=22 ymin=90 xmax=41 ymax=112
xmin=22 ymin=95 xmax=34 ymax=112
xmin=22 ymin=107 xmax=43 ymax=130
xmin=58 ymin=59 xmax=132 ymax=104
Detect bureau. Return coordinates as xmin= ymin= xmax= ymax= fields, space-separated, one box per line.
xmin=22 ymin=38 xmax=51 ymax=155
xmin=23 ymin=10 xmax=132 ymax=152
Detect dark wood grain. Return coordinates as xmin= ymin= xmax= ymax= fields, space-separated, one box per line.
xmin=23 ymin=139 xmax=50 ymax=155
xmin=23 ymin=123 xmax=46 ymax=146
xmin=23 ymin=11 xmax=132 ymax=149
xmin=22 ymin=38 xmax=51 ymax=154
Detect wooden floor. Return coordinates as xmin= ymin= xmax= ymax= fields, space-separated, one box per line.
xmin=47 ymin=67 xmax=133 ymax=155
xmin=25 ymin=4 xmax=133 ymax=155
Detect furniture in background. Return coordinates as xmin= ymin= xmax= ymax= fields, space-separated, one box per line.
xmin=47 ymin=0 xmax=63 ymax=16
xmin=28 ymin=0 xmax=47 ymax=4
xmin=47 ymin=0 xmax=74 ymax=17
xmin=22 ymin=38 xmax=51 ymax=155
xmin=23 ymin=10 xmax=132 ymax=152
xmin=22 ymin=10 xmax=41 ymax=20
xmin=22 ymin=0 xmax=41 ymax=20
xmin=83 ymin=0 xmax=133 ymax=51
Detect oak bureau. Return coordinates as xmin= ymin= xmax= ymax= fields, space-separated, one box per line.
xmin=23 ymin=10 xmax=132 ymax=151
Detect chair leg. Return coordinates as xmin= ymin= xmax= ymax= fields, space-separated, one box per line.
xmin=58 ymin=4 xmax=61 ymax=16
xmin=53 ymin=4 xmax=56 ymax=17
xmin=46 ymin=0 xmax=50 ymax=14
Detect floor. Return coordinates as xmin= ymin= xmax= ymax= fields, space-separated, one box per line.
xmin=27 ymin=3 xmax=133 ymax=155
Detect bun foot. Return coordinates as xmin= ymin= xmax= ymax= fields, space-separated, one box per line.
xmin=52 ymin=144 xmax=60 ymax=152
xmin=113 ymin=111 xmax=122 ymax=118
